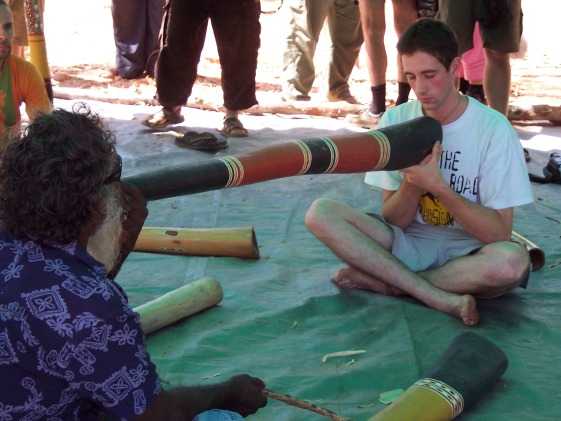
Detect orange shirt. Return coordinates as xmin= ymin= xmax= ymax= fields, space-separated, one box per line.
xmin=0 ymin=55 xmax=51 ymax=139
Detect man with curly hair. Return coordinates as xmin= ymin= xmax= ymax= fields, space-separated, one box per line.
xmin=0 ymin=108 xmax=267 ymax=420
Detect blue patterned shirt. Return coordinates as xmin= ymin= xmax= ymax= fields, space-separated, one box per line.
xmin=0 ymin=231 xmax=161 ymax=420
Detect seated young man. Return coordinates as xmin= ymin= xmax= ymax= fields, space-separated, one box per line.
xmin=0 ymin=0 xmax=50 ymax=146
xmin=305 ymin=19 xmax=533 ymax=326
xmin=0 ymin=107 xmax=267 ymax=420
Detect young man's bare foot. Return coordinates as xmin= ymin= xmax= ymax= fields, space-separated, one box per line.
xmin=332 ymin=267 xmax=403 ymax=296
xmin=457 ymin=295 xmax=479 ymax=326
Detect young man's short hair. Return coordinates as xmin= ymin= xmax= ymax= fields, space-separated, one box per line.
xmin=397 ymin=18 xmax=459 ymax=69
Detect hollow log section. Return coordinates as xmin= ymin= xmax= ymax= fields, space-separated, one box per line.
xmin=511 ymin=230 xmax=545 ymax=271
xmin=24 ymin=0 xmax=53 ymax=102
xmin=370 ymin=333 xmax=508 ymax=420
xmin=124 ymin=116 xmax=441 ymax=200
xmin=134 ymin=226 xmax=259 ymax=259
xmin=134 ymin=277 xmax=223 ymax=335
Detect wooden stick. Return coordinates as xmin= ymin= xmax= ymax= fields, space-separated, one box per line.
xmin=511 ymin=230 xmax=545 ymax=271
xmin=134 ymin=226 xmax=259 ymax=259
xmin=509 ymin=104 xmax=561 ymax=124
xmin=134 ymin=277 xmax=223 ymax=335
xmin=264 ymin=389 xmax=349 ymax=421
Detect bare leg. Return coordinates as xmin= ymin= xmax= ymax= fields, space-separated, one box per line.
xmin=358 ymin=0 xmax=387 ymax=86
xmin=305 ymin=199 xmax=479 ymax=325
xmin=420 ymin=241 xmax=530 ymax=298
xmin=484 ymin=48 xmax=511 ymax=115
xmin=391 ymin=0 xmax=417 ymax=83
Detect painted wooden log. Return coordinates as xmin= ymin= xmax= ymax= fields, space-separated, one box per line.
xmin=134 ymin=277 xmax=223 ymax=335
xmin=124 ymin=116 xmax=441 ymax=201
xmin=24 ymin=0 xmax=52 ymax=102
xmin=370 ymin=332 xmax=508 ymax=420
xmin=512 ymin=230 xmax=545 ymax=272
xmin=134 ymin=226 xmax=259 ymax=259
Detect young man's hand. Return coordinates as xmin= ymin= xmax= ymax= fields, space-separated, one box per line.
xmin=222 ymin=374 xmax=268 ymax=416
xmin=402 ymin=141 xmax=446 ymax=194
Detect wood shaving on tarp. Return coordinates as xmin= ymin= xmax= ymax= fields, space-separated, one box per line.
xmin=321 ymin=350 xmax=366 ymax=363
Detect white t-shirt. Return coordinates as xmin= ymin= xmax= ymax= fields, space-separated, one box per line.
xmin=365 ymin=97 xmax=534 ymax=231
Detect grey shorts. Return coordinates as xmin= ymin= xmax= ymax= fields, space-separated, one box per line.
xmin=389 ymin=221 xmax=483 ymax=272
xmin=438 ymin=0 xmax=523 ymax=54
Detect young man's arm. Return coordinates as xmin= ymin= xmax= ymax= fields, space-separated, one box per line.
xmin=381 ymin=181 xmax=425 ymax=228
xmin=135 ymin=375 xmax=268 ymax=420
xmin=403 ymin=142 xmax=512 ymax=243
xmin=429 ymin=187 xmax=513 ymax=242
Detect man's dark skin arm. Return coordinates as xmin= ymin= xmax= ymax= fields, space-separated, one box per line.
xmin=107 ymin=182 xmax=148 ymax=279
xmin=134 ymin=374 xmax=267 ymax=420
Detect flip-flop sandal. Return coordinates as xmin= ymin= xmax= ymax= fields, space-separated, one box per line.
xmin=142 ymin=109 xmax=184 ymax=129
xmin=220 ymin=116 xmax=248 ymax=137
xmin=175 ymin=131 xmax=228 ymax=153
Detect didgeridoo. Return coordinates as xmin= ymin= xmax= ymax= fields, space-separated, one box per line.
xmin=24 ymin=0 xmax=53 ymax=102
xmin=134 ymin=276 xmax=223 ymax=335
xmin=370 ymin=332 xmax=507 ymax=420
xmin=134 ymin=226 xmax=259 ymax=259
xmin=124 ymin=117 xmax=441 ymax=200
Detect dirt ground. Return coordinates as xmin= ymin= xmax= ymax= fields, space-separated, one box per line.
xmin=44 ymin=0 xmax=561 ymax=117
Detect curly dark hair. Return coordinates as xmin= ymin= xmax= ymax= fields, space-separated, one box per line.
xmin=0 ymin=105 xmax=117 ymax=244
xmin=397 ymin=18 xmax=459 ymax=70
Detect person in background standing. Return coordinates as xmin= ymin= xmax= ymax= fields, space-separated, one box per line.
xmin=111 ymin=0 xmax=164 ymax=79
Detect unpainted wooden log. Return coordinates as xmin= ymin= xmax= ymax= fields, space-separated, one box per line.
xmin=134 ymin=226 xmax=259 ymax=259
xmin=135 ymin=277 xmax=223 ymax=335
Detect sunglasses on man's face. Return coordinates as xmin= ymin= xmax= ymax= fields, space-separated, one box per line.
xmin=104 ymin=154 xmax=122 ymax=185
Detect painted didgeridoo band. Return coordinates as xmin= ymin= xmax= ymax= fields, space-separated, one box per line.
xmin=24 ymin=0 xmax=53 ymax=102
xmin=370 ymin=332 xmax=508 ymax=420
xmin=125 ymin=116 xmax=441 ymax=201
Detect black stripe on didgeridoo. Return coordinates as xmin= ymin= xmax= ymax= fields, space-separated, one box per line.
xmin=301 ymin=138 xmax=336 ymax=174
xmin=125 ymin=160 xmax=231 ymax=201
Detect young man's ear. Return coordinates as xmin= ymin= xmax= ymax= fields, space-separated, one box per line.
xmin=449 ymin=56 xmax=462 ymax=76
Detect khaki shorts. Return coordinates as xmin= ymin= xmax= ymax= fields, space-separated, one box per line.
xmin=438 ymin=0 xmax=522 ymax=54
xmin=389 ymin=221 xmax=483 ymax=272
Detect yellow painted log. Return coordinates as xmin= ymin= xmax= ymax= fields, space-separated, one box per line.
xmin=512 ymin=230 xmax=545 ymax=271
xmin=369 ymin=384 xmax=455 ymax=421
xmin=135 ymin=277 xmax=223 ymax=335
xmin=134 ymin=226 xmax=260 ymax=259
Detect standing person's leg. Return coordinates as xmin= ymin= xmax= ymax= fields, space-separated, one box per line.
xmin=281 ymin=0 xmax=330 ymax=100
xmin=463 ymin=22 xmax=485 ymax=103
xmin=479 ymin=0 xmax=522 ymax=115
xmin=326 ymin=0 xmax=363 ymax=104
xmin=391 ymin=0 xmax=417 ymax=105
xmin=111 ymin=0 xmax=148 ymax=79
xmin=358 ymin=0 xmax=388 ymax=115
xmin=144 ymin=0 xmax=165 ymax=78
xmin=305 ymin=198 xmax=479 ymax=325
xmin=145 ymin=2 xmax=208 ymax=128
xmin=483 ymin=49 xmax=509 ymax=114
xmin=211 ymin=0 xmax=261 ymax=137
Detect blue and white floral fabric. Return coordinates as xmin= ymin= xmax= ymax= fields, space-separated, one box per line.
xmin=0 ymin=231 xmax=160 ymax=420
